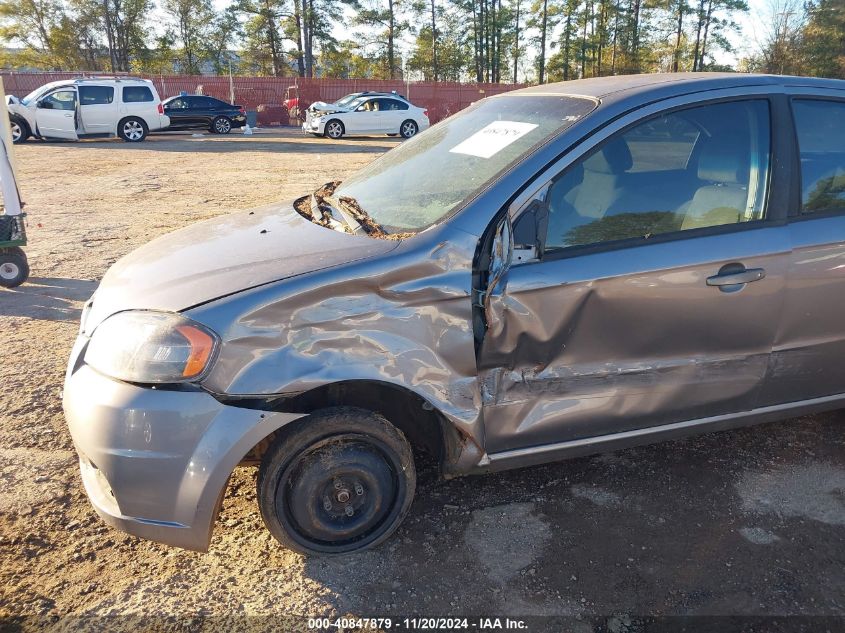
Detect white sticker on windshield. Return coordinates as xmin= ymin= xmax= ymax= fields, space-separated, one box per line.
xmin=449 ymin=121 xmax=539 ymax=159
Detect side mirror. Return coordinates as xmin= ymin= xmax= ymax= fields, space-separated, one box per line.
xmin=511 ymin=199 xmax=549 ymax=263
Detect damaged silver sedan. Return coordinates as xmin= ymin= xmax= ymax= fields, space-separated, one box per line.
xmin=64 ymin=73 xmax=845 ymax=555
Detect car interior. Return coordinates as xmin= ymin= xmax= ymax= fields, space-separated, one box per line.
xmin=543 ymin=100 xmax=770 ymax=250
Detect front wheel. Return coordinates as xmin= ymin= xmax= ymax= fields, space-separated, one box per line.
xmin=0 ymin=247 xmax=29 ymax=288
xmin=400 ymin=120 xmax=418 ymax=139
xmin=257 ymin=408 xmax=416 ymax=555
xmin=118 ymin=117 xmax=148 ymax=142
xmin=211 ymin=116 xmax=232 ymax=134
xmin=324 ymin=119 xmax=344 ymax=139
xmin=10 ymin=117 xmax=29 ymax=144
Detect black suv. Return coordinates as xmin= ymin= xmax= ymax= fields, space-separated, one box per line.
xmin=162 ymin=95 xmax=247 ymax=134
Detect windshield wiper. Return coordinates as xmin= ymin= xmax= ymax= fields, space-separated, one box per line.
xmin=294 ymin=183 xmax=414 ymax=240
xmin=334 ymin=195 xmax=391 ymax=237
xmin=294 ymin=180 xmax=351 ymax=232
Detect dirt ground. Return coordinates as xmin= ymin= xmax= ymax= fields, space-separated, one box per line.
xmin=0 ymin=129 xmax=843 ymax=631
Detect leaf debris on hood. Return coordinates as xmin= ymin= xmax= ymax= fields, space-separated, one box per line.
xmin=293 ymin=180 xmax=340 ymax=229
xmin=338 ymin=195 xmax=415 ymax=241
xmin=294 ymin=180 xmax=414 ymax=241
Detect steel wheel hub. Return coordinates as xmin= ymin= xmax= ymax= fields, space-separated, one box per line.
xmin=216 ymin=119 xmax=230 ymax=133
xmin=10 ymin=122 xmax=21 ymax=142
xmin=280 ymin=436 xmax=399 ymax=546
xmin=328 ymin=123 xmax=342 ymax=138
xmin=403 ymin=122 xmax=416 ymax=137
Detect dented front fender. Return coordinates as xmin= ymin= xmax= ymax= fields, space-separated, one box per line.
xmin=189 ymin=226 xmax=487 ymax=457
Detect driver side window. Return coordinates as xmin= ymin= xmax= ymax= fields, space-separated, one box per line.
xmin=42 ymin=90 xmax=77 ymax=111
xmin=540 ymin=100 xmax=771 ymax=252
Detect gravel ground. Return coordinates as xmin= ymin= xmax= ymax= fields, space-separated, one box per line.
xmin=0 ymin=129 xmax=843 ymax=631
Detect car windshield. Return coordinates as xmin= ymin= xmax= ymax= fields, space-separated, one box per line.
xmin=335 ymin=94 xmax=362 ymax=107
xmin=333 ymin=95 xmax=597 ymax=232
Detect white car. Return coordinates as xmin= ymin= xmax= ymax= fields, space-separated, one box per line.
xmin=303 ymin=94 xmax=429 ymax=140
xmin=7 ymin=77 xmax=170 ymax=144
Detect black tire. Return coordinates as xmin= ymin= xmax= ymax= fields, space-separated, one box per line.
xmin=118 ymin=117 xmax=148 ymax=142
xmin=0 ymin=247 xmax=29 ymax=288
xmin=324 ymin=119 xmax=345 ymax=140
xmin=10 ymin=116 xmax=29 ymax=144
xmin=211 ymin=116 xmax=232 ymax=134
xmin=257 ymin=407 xmax=416 ymax=555
xmin=400 ymin=119 xmax=418 ymax=139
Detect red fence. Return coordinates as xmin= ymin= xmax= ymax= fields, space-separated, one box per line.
xmin=1 ymin=72 xmax=527 ymax=124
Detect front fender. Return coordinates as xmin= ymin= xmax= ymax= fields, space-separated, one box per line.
xmin=189 ymin=227 xmax=485 ymax=444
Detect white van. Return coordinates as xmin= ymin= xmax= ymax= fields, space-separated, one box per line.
xmin=7 ymin=77 xmax=170 ymax=143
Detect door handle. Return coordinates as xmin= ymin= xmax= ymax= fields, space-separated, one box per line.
xmin=63 ymin=113 xmax=73 ymax=117
xmin=706 ymin=267 xmax=766 ymax=286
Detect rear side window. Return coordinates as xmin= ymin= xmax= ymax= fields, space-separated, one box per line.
xmin=122 ymin=86 xmax=154 ymax=103
xmin=79 ymin=86 xmax=114 ymax=105
xmin=379 ymin=98 xmax=408 ymax=111
xmin=793 ymin=99 xmax=845 ymax=214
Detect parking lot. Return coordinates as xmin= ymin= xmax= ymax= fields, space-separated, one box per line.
xmin=0 ymin=129 xmax=843 ymax=627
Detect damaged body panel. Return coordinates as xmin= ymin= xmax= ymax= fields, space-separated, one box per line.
xmin=478 ymin=226 xmax=790 ymax=453
xmin=190 ymin=225 xmax=484 ymax=444
xmin=63 ymin=73 xmax=845 ymax=554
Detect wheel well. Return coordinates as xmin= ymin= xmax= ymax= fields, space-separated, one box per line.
xmin=10 ymin=115 xmax=30 ymax=134
xmin=117 ymin=115 xmax=147 ymax=131
xmin=240 ymin=381 xmax=456 ymax=470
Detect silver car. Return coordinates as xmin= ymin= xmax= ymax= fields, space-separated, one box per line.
xmin=64 ymin=73 xmax=845 ymax=555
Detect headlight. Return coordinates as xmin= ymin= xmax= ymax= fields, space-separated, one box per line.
xmin=84 ymin=311 xmax=219 ymax=383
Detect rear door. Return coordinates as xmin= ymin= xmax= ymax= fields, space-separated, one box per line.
xmin=479 ymin=95 xmax=792 ymax=454
xmin=78 ymin=85 xmax=115 ymax=134
xmin=759 ymin=93 xmax=845 ymax=404
xmin=35 ymin=88 xmax=78 ymax=140
xmin=191 ymin=97 xmax=218 ymax=127
xmin=377 ymin=98 xmax=405 ymax=131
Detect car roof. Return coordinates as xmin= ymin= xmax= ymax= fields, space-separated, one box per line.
xmin=164 ymin=94 xmax=220 ymax=100
xmin=73 ymin=77 xmax=154 ymax=85
xmin=39 ymin=77 xmax=154 ymax=91
xmin=504 ymin=72 xmax=845 ymax=102
xmin=352 ymin=91 xmax=408 ymax=100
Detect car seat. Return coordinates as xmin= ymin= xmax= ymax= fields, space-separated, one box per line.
xmin=681 ymin=142 xmax=749 ymax=230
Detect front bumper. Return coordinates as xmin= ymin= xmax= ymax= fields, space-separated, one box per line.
xmin=63 ymin=337 xmax=304 ymax=551
xmin=302 ymin=117 xmax=325 ymax=134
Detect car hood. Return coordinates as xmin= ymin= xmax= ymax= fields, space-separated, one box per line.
xmin=85 ymin=203 xmax=399 ymax=330
xmin=309 ymin=101 xmax=351 ymax=114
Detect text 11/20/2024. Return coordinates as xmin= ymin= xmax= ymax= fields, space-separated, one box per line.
xmin=307 ymin=617 xmax=529 ymax=630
